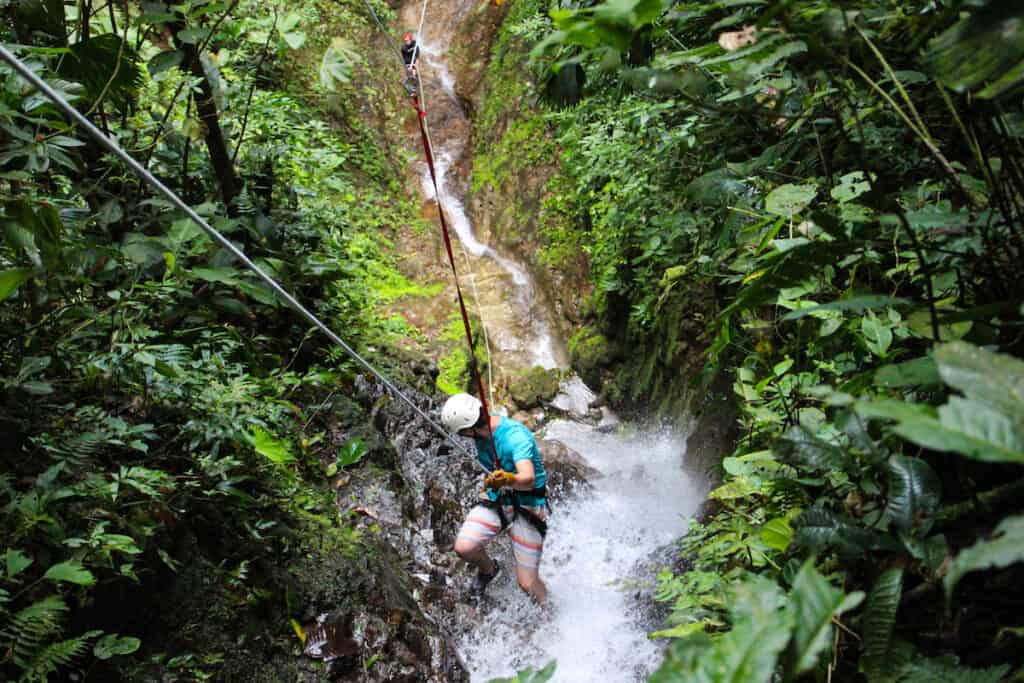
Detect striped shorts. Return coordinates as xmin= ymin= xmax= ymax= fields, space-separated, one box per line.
xmin=456 ymin=503 xmax=547 ymax=572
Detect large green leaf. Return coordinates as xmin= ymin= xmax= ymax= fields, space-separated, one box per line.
xmin=121 ymin=233 xmax=170 ymax=267
xmin=862 ymin=568 xmax=904 ymax=682
xmin=708 ymin=475 xmax=765 ymax=500
xmin=245 ymin=427 xmax=295 ymax=466
xmin=190 ymin=266 xmax=243 ymax=286
xmin=785 ymin=560 xmax=864 ymax=676
xmin=722 ymin=450 xmax=791 ymax=484
xmin=925 ymin=2 xmax=1024 ymax=99
xmin=901 ymin=533 xmax=948 ymax=573
xmin=650 ymin=576 xmax=793 ymax=683
xmin=3 ymin=549 xmax=33 ymax=579
xmin=874 ymin=357 xmax=941 ymax=388
xmin=944 ymin=513 xmax=1024 ymax=598
xmin=765 ymin=183 xmax=817 ymax=217
xmin=884 ymin=455 xmax=941 ymax=535
xmin=862 ymin=312 xmax=893 ymax=357
xmin=0 ymin=268 xmax=34 ymax=301
xmin=892 ymin=398 xmax=1024 ymax=465
xmin=44 ymin=560 xmax=96 ymax=586
xmin=774 ymin=427 xmax=852 ymax=474
xmin=933 ymin=342 xmax=1024 ymax=429
xmin=890 ymin=653 xmax=1009 ymax=683
xmin=761 ymin=514 xmax=796 ymax=552
xmin=782 ymin=295 xmax=910 ymax=321
xmin=93 ymin=633 xmax=141 ymax=659
xmin=792 ymin=508 xmax=899 ymax=557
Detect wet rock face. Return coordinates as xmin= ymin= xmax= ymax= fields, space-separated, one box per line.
xmin=682 ymin=373 xmax=739 ymax=488
xmin=284 ymin=376 xmax=483 ymax=682
xmin=538 ymin=438 xmax=601 ymax=497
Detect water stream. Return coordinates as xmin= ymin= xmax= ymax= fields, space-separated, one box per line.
xmin=398 ymin=4 xmax=705 ymax=680
xmin=460 ymin=420 xmax=702 ymax=681
xmin=412 ymin=26 xmax=562 ymax=371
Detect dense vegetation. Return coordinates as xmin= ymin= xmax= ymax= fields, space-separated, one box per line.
xmin=474 ymin=0 xmax=1024 ymax=680
xmin=0 ymin=1 xmax=438 ymax=679
xmin=5 ymin=0 xmax=1024 ymax=680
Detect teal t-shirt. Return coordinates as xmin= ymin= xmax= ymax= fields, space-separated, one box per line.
xmin=474 ymin=417 xmax=547 ymax=506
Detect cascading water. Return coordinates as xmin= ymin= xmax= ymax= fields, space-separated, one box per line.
xmin=399 ymin=4 xmax=705 ymax=680
xmin=459 ymin=421 xmax=702 ymax=681
xmin=414 ymin=36 xmax=561 ymax=371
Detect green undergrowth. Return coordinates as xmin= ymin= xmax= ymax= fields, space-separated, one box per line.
xmin=436 ymin=313 xmax=490 ymax=396
xmin=480 ymin=0 xmax=1024 ymax=680
xmin=470 ymin=0 xmax=572 ymax=268
xmin=0 ymin=0 xmax=429 ymax=679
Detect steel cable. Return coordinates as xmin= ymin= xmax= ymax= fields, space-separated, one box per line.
xmin=0 ymin=43 xmax=487 ymax=470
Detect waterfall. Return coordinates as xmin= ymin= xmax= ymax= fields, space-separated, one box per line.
xmin=401 ymin=7 xmax=704 ymax=680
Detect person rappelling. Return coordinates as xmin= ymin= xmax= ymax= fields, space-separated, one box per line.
xmin=442 ymin=393 xmax=550 ymax=605
xmin=401 ymin=31 xmax=420 ymax=96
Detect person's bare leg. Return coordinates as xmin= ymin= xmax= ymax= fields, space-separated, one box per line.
xmin=516 ymin=566 xmax=547 ymax=605
xmin=454 ymin=538 xmax=496 ymax=574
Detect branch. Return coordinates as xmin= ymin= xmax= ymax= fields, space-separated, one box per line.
xmin=231 ymin=8 xmax=278 ymax=165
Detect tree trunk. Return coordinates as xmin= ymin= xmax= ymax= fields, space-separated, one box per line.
xmin=170 ymin=25 xmax=241 ymax=213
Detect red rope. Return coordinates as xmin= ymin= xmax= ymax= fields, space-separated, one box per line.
xmin=411 ymin=96 xmax=500 ymax=469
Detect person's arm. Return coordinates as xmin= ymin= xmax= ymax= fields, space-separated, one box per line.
xmin=511 ymin=458 xmax=536 ymax=490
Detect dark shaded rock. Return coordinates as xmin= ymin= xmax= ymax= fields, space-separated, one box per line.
xmin=682 ymin=372 xmax=739 ymax=489
xmin=568 ymin=325 xmax=616 ymax=390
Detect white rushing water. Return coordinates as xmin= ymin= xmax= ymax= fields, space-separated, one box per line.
xmin=458 ymin=421 xmax=703 ymax=682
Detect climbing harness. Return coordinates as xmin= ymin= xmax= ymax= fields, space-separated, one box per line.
xmin=479 ymin=488 xmax=549 ymax=538
xmin=0 ymin=43 xmax=489 ymax=474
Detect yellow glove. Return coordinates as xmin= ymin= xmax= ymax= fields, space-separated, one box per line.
xmin=484 ymin=469 xmax=517 ymax=490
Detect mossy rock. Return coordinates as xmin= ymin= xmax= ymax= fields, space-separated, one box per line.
xmin=568 ymin=325 xmax=614 ymax=388
xmin=507 ymin=366 xmax=561 ymax=409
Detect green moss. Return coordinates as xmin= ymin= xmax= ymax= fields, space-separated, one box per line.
xmin=568 ymin=325 xmax=614 ymax=387
xmin=377 ymin=276 xmax=444 ymax=303
xmin=507 ymin=366 xmax=562 ymax=408
xmin=435 ymin=315 xmax=489 ymax=395
xmin=437 ymin=347 xmax=471 ymax=395
xmin=472 ymin=114 xmax=556 ymax=194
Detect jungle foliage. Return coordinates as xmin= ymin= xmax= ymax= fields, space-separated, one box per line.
xmin=475 ymin=0 xmax=1024 ymax=680
xmin=0 ymin=0 xmax=423 ymax=679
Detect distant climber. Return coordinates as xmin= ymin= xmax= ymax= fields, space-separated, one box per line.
xmin=401 ymin=32 xmax=419 ymax=96
xmin=441 ymin=393 xmax=550 ymax=605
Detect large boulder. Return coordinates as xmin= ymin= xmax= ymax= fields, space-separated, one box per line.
xmin=539 ymin=439 xmax=602 ymax=499
xmin=506 ymin=366 xmax=561 ymax=410
xmin=567 ymin=325 xmax=615 ymax=389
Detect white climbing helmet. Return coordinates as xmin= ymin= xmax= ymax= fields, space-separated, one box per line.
xmin=441 ymin=393 xmax=482 ymax=433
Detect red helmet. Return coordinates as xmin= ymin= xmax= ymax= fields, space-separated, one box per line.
xmin=403 ymin=32 xmax=413 ymax=41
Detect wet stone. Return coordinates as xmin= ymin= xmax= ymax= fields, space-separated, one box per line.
xmin=538 ymin=438 xmax=601 ymax=497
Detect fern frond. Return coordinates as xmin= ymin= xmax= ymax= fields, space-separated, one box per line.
xmin=47 ymin=430 xmax=110 ymax=460
xmin=18 ymin=630 xmax=99 ymax=683
xmin=55 ymin=33 xmax=144 ymax=109
xmin=149 ymin=343 xmax=192 ymax=367
xmin=0 ymin=595 xmax=68 ymax=668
